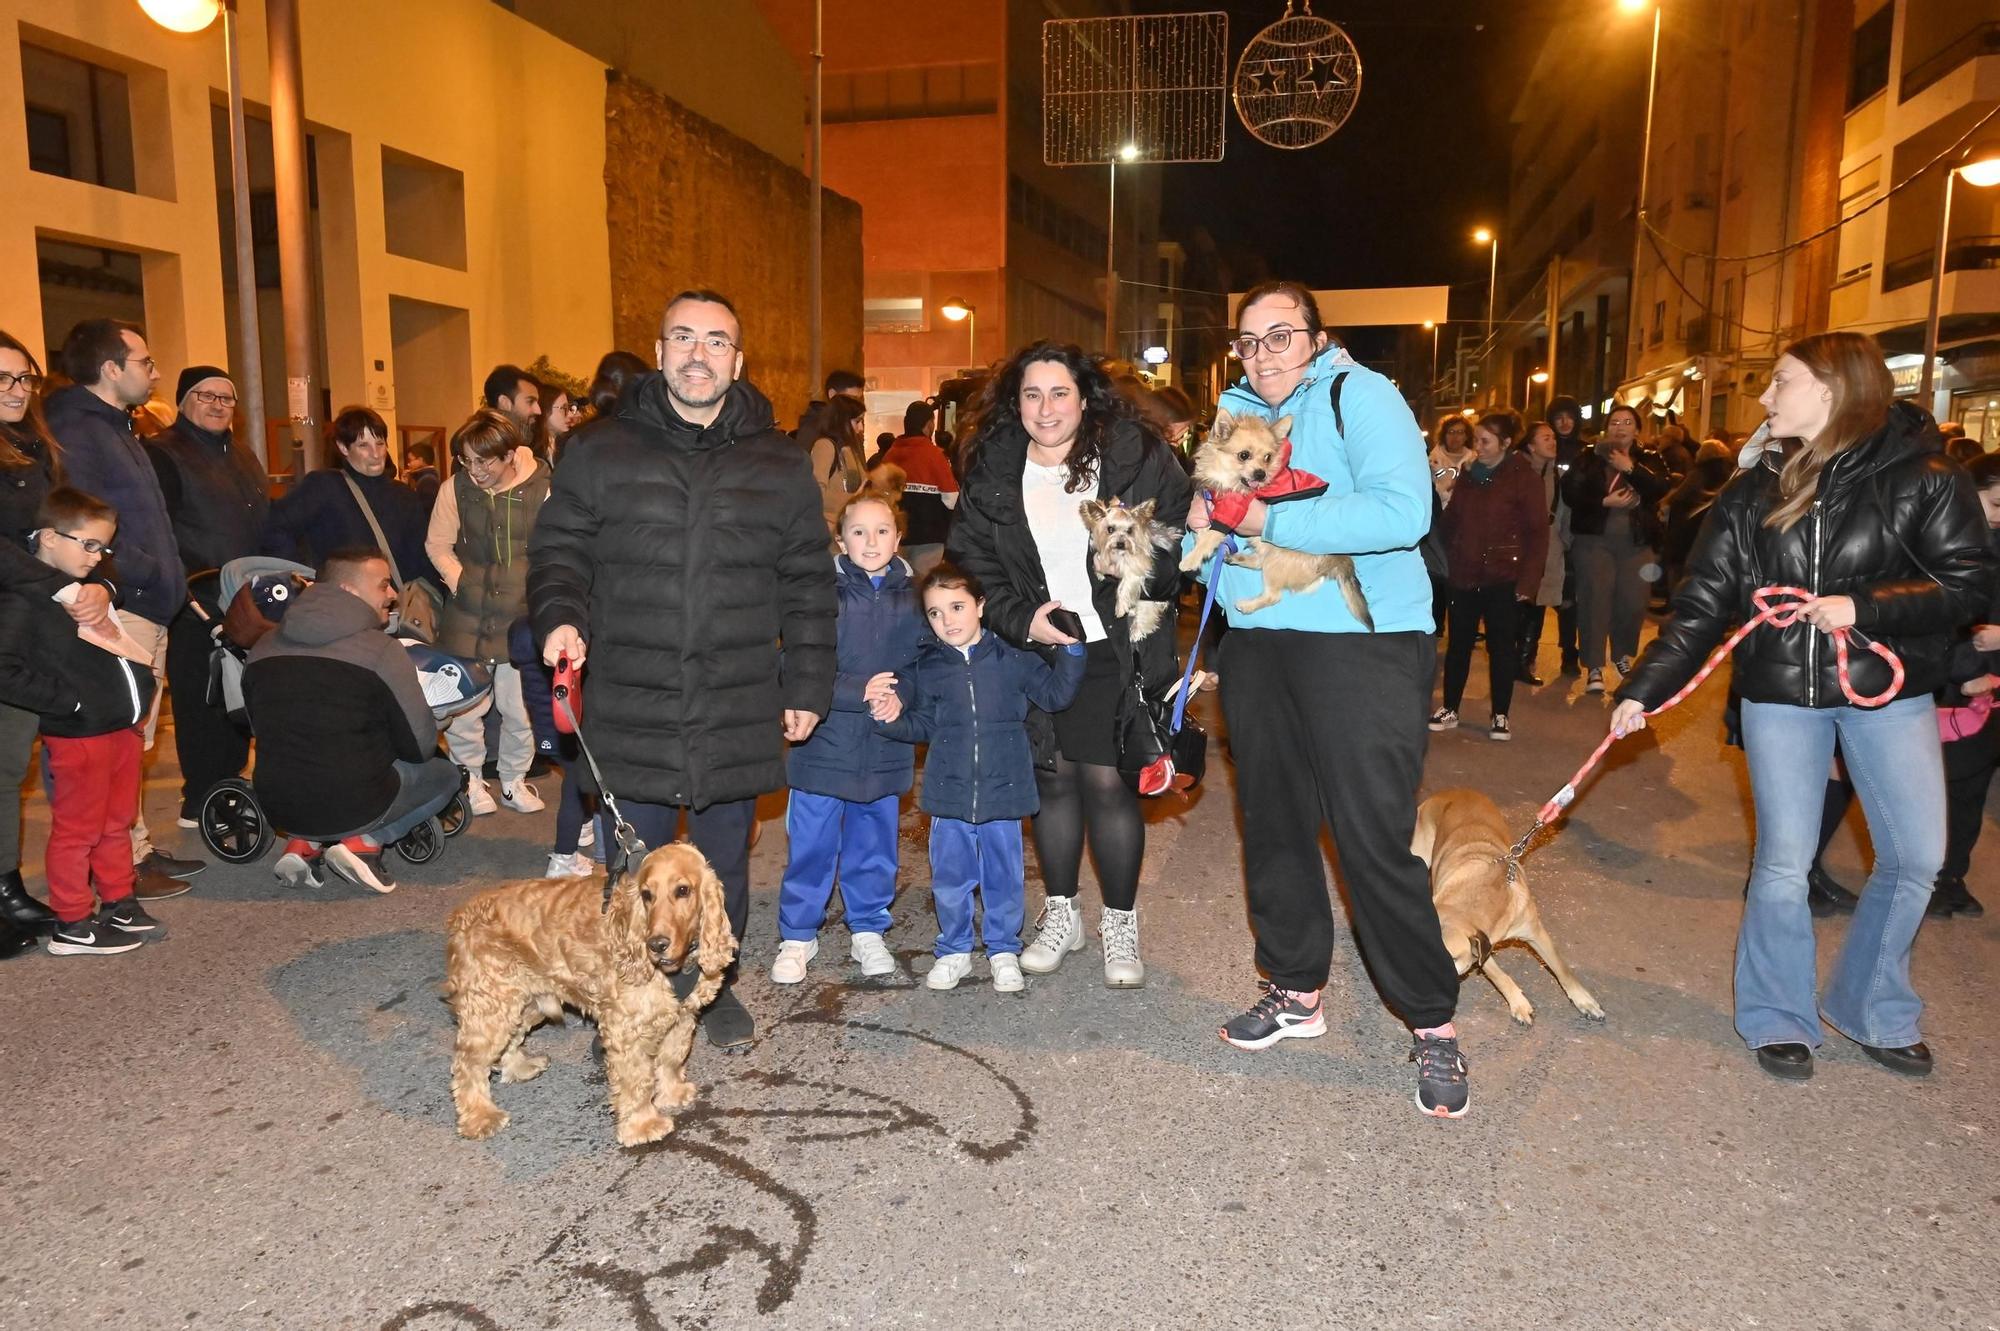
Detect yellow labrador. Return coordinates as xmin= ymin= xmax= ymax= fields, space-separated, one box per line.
xmin=1411 ymin=789 xmax=1605 ymax=1025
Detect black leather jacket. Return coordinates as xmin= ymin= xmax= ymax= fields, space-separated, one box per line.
xmin=1618 ymin=403 xmax=1995 ymax=710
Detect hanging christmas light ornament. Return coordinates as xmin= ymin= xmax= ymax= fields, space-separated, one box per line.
xmin=1232 ymin=1 xmax=1361 ymax=149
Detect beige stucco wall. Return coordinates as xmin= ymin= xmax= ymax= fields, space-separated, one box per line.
xmin=0 ymin=0 xmax=612 ymax=463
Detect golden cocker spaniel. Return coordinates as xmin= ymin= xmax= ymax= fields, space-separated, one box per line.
xmin=444 ymin=842 xmax=736 ymax=1146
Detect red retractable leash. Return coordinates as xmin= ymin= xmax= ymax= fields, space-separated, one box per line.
xmin=1505 ymin=585 xmax=1906 ymax=862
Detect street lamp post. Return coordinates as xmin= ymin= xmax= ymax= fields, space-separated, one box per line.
xmin=136 ymin=0 xmax=267 ymax=468
xmin=1106 ymin=142 xmax=1137 ymax=353
xmin=941 ymin=298 xmax=975 ymax=370
xmin=1473 ymin=228 xmax=1498 ymax=398
xmin=1525 ymin=368 xmax=1549 ymax=412
xmin=1625 ymin=0 xmax=1663 ymax=385
xmin=1920 ymin=139 xmax=2000 ymax=403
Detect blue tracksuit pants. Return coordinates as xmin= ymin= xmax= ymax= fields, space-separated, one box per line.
xmin=929 ymin=816 xmax=1025 ymax=958
xmin=778 ymin=790 xmax=900 ymax=941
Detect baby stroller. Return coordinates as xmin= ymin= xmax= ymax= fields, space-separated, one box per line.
xmin=187 ymin=556 xmax=486 ymax=867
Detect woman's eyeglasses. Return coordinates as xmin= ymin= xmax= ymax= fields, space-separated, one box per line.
xmin=47 ymin=530 xmax=113 ymax=556
xmin=1229 ymin=327 xmax=1307 ymax=361
xmin=0 ymin=372 xmax=44 ymax=394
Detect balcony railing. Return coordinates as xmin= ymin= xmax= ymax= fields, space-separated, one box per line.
xmin=1901 ymin=21 xmax=2000 ymax=102
xmin=1883 ymin=236 xmax=2000 ymax=292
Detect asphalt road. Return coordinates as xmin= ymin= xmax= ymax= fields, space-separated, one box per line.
xmin=3 ymin=628 xmax=1995 ymax=1331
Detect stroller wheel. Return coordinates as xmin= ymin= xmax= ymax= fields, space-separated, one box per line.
xmin=439 ymin=793 xmax=471 ymax=838
xmin=199 ymin=779 xmax=271 ymax=864
xmin=396 ymin=817 xmax=446 ymax=865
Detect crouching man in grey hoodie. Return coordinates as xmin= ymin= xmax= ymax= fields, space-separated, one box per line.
xmin=246 ymin=546 xmax=459 ymax=893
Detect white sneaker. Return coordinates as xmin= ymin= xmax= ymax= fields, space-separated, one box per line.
xmin=771 ymin=939 xmax=817 ymax=985
xmin=544 ymin=851 xmax=592 ymax=879
xmin=577 ymin=817 xmax=595 ymax=850
xmin=926 ymin=952 xmax=974 ymax=990
xmin=1019 ymin=896 xmax=1083 ymax=974
xmin=465 ymin=776 xmax=497 ymax=816
xmin=1428 ymin=707 xmax=1459 ymax=731
xmin=499 ymin=781 xmax=545 ymax=813
xmin=850 ymin=931 xmax=899 ymax=977
xmin=1100 ymin=907 xmax=1144 ymax=988
xmin=990 ymin=953 xmax=1025 ymax=993
xmin=1585 ymin=668 xmax=1605 ymax=695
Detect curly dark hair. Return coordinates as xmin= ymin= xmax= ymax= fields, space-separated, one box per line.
xmin=968 ymin=340 xmax=1132 ymax=494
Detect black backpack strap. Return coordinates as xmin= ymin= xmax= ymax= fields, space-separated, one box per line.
xmin=1328 ymin=371 xmax=1347 ymax=438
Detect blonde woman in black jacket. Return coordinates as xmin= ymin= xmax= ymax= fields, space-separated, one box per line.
xmin=1612 ymin=332 xmax=1994 ymax=1083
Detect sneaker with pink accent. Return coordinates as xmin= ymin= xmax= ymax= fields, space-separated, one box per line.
xmin=1219 ymin=983 xmax=1326 ymax=1050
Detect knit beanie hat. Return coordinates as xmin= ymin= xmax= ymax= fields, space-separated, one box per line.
xmin=176 ymin=364 xmax=232 ymax=404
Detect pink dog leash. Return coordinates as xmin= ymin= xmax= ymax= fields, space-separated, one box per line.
xmin=1507 ymin=585 xmax=1906 ymax=861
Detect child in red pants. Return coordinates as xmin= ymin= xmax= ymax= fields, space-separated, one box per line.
xmin=0 ymin=488 xmax=160 ymax=955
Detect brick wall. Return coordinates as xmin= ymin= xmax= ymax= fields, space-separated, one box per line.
xmin=603 ymin=70 xmax=863 ymax=427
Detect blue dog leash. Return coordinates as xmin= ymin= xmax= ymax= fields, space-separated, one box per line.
xmin=1170 ymin=524 xmax=1237 ymax=734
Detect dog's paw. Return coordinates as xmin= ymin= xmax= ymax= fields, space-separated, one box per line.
xmin=1508 ymin=999 xmax=1536 ymax=1025
xmin=655 ymin=1079 xmax=699 ymax=1111
xmin=498 ymin=1052 xmax=549 ymax=1084
xmin=457 ymin=1104 xmax=510 ymax=1140
xmin=1572 ymin=992 xmax=1607 ymax=1021
xmin=616 ymin=1108 xmax=675 ymax=1147
xmin=1177 ymin=551 xmax=1203 ymax=574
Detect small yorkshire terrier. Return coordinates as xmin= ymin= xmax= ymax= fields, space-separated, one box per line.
xmin=1180 ymin=410 xmax=1375 ymax=629
xmin=1080 ymin=497 xmax=1179 ymax=641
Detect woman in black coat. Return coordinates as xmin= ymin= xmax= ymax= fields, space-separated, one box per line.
xmin=948 ymin=342 xmax=1191 ymax=987
xmin=1613 ymin=332 xmax=1994 ymax=1083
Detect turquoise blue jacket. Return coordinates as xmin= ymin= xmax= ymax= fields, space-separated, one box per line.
xmin=1189 ymin=343 xmax=1435 ymax=635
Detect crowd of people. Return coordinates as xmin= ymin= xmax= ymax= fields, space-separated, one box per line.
xmin=1 ymin=286 xmax=1995 ymax=1115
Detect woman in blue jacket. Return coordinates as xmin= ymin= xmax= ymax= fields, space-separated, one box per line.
xmin=1190 ymin=281 xmax=1468 ymax=1119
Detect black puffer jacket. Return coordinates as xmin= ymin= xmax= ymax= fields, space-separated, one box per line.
xmin=1561 ymin=442 xmax=1671 ymax=546
xmin=1619 ymin=403 xmax=1994 ymax=711
xmin=947 ymin=417 xmax=1192 ymax=760
xmin=527 ymin=373 xmax=836 ymax=809
xmin=0 ymin=422 xmax=65 ymax=603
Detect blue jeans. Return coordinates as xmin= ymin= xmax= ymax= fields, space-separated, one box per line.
xmin=348 ymin=757 xmax=461 ymax=845
xmin=1739 ymin=697 xmax=1945 ymax=1050
xmin=778 ymin=791 xmax=899 ymax=940
xmin=929 ymin=817 xmax=1025 ymax=958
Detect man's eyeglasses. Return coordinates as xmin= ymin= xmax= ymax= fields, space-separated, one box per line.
xmin=662 ymin=332 xmax=738 ymax=356
xmin=0 ymin=372 xmax=44 ymax=394
xmin=47 ymin=530 xmax=113 ymax=556
xmin=122 ymin=356 xmax=157 ymax=373
xmin=190 ymin=389 xmax=237 ymax=408
xmin=1229 ymin=327 xmax=1308 ymax=361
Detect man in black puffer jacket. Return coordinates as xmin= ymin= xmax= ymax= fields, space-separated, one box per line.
xmin=529 ymin=290 xmax=836 ymax=1049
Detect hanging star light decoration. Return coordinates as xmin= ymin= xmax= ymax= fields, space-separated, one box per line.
xmin=1233 ymin=0 xmax=1362 ymax=149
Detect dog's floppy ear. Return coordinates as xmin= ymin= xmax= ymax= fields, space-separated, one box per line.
xmin=1078 ymin=499 xmax=1109 ymax=530
xmin=1210 ymin=409 xmax=1235 ymax=444
xmin=1129 ymin=498 xmax=1156 ymax=524
xmin=606 ymin=876 xmax=654 ymax=988
xmin=695 ymin=861 xmax=736 ymax=979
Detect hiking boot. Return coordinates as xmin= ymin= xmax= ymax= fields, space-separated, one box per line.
xmin=1427 ymin=707 xmax=1459 ymax=731
xmin=849 ymin=931 xmax=900 ymax=977
xmin=100 ymin=897 xmax=164 ymax=938
xmin=1585 ymin=668 xmax=1605 ymax=694
xmin=1019 ymin=896 xmax=1083 ymax=974
xmin=1219 ymin=984 xmax=1326 ymax=1050
xmin=770 ymin=939 xmax=817 ymax=985
xmin=46 ymin=916 xmax=144 ymax=956
xmin=1489 ymin=714 xmax=1512 ymax=741
xmin=990 ymin=953 xmax=1025 ymax=993
xmin=1100 ymin=906 xmax=1144 ymax=988
xmin=324 ymin=841 xmax=397 ymax=894
xmin=1411 ymin=1031 xmax=1470 ymax=1118
xmin=499 ymin=781 xmax=545 ymax=814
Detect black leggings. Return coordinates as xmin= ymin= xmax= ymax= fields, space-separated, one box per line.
xmin=1030 ymin=755 xmax=1142 ymax=911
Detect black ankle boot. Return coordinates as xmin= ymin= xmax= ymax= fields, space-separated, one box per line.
xmin=0 ymin=914 xmax=35 ymax=960
xmin=0 ymin=869 xmax=56 ymax=932
xmin=1805 ymin=867 xmax=1858 ymax=917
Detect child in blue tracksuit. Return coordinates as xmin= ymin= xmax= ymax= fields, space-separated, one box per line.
xmin=772 ymin=493 xmax=928 ymax=983
xmin=879 ymin=564 xmax=1086 ymax=993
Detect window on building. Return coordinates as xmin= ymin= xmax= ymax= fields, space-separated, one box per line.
xmin=824 ymin=61 xmax=1000 ymax=124
xmin=864 ymin=296 xmax=926 ymax=333
xmin=1847 ymin=6 xmax=1892 ymax=109
xmin=1720 ymin=277 xmax=1738 ymax=353
xmin=19 ymin=42 xmax=137 ymax=193
xmin=381 ymin=147 xmax=468 ymax=271
xmin=1651 ymin=299 xmax=1666 ymax=347
xmin=37 ymin=236 xmax=144 ymax=366
xmin=1726 ymin=128 xmax=1746 ymax=201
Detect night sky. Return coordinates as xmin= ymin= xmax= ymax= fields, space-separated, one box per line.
xmin=1136 ymin=0 xmax=1568 ymax=326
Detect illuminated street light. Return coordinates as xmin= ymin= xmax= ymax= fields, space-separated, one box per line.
xmin=137 ymin=0 xmax=220 ymax=31
xmin=940 ymin=297 xmax=975 ymax=368
xmin=1119 ymin=142 xmax=1140 ymax=162
xmin=1922 ymin=137 xmax=2000 ymax=400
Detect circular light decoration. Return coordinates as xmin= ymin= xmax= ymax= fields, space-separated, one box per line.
xmin=1233 ymin=1 xmax=1362 ymax=150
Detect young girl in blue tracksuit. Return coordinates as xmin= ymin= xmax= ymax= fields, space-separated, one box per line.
xmin=879 ymin=564 xmax=1086 ymax=993
xmin=771 ymin=492 xmax=928 ymax=983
